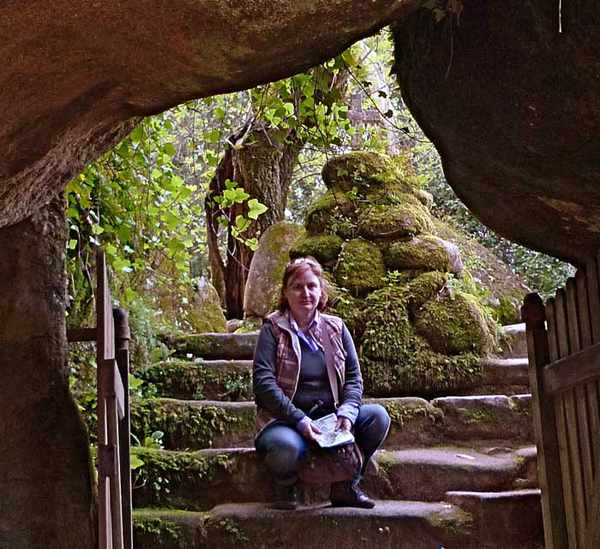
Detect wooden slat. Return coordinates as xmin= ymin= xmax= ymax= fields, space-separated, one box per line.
xmin=548 ymin=297 xmax=578 ymax=549
xmin=585 ymin=253 xmax=600 ymax=549
xmin=576 ymin=268 xmax=600 ymax=480
xmin=544 ymin=342 xmax=600 ymax=394
xmin=558 ymin=287 xmax=587 ymax=547
xmin=66 ymin=327 xmax=97 ymax=342
xmin=523 ymin=293 xmax=568 ymax=549
xmin=568 ymin=277 xmax=594 ymax=533
xmin=107 ymin=398 xmax=124 ymax=549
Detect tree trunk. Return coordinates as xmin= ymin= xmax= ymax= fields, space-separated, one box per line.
xmin=0 ymin=196 xmax=96 ymax=549
xmin=206 ymin=122 xmax=302 ymax=319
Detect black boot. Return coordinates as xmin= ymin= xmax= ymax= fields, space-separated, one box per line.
xmin=271 ymin=482 xmax=299 ymax=510
xmin=330 ymin=481 xmax=375 ymax=509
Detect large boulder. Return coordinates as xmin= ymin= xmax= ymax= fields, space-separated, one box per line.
xmin=392 ymin=0 xmax=600 ymax=263
xmin=0 ymin=0 xmax=419 ymax=230
xmin=243 ymin=222 xmax=303 ymax=319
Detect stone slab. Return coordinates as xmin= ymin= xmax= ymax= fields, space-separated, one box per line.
xmin=131 ymin=446 xmax=537 ymax=511
xmin=133 ymin=500 xmax=477 ymax=549
xmin=131 ymin=395 xmax=534 ymax=451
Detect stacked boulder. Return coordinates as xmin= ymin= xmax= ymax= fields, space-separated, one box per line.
xmin=290 ymin=152 xmax=496 ymax=397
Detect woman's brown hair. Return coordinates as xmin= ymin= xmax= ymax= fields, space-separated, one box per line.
xmin=278 ymin=256 xmax=328 ymax=312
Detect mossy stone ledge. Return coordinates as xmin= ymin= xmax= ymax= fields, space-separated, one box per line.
xmin=136 ymin=360 xmax=252 ymax=401
xmin=334 ymin=238 xmax=386 ymax=296
xmin=165 ymin=332 xmax=258 ymax=360
xmin=130 ymin=398 xmax=255 ymax=450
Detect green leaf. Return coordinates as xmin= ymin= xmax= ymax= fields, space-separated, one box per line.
xmin=163 ymin=142 xmax=176 ymax=156
xmin=67 ymin=239 xmax=78 ymax=250
xmin=247 ymin=198 xmax=268 ymax=220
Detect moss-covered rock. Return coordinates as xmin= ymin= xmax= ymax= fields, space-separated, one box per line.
xmin=322 ymin=151 xmax=393 ymax=192
xmin=359 ymin=284 xmax=484 ymax=396
xmin=289 ymin=233 xmax=343 ymax=266
xmin=304 ymin=188 xmax=357 ymax=237
xmin=244 ymin=221 xmax=304 ymax=318
xmin=384 ymin=235 xmax=463 ymax=274
xmin=187 ymin=276 xmax=227 ymax=333
xmin=357 ymin=201 xmax=432 ymax=240
xmin=406 ymin=271 xmax=449 ymax=311
xmin=334 ymin=239 xmax=386 ymax=296
xmin=329 ymin=290 xmax=367 ymax=341
xmin=414 ymin=291 xmax=494 ymax=355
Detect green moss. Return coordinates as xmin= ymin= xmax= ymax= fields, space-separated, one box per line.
xmin=334 ymin=239 xmax=386 ymax=296
xmin=428 ymin=507 xmax=474 ymax=539
xmin=406 ymin=271 xmax=449 ymax=310
xmin=130 ymin=398 xmax=254 ymax=450
xmin=133 ymin=515 xmax=185 ymax=547
xmin=384 ymin=235 xmax=454 ymax=272
xmin=383 ymin=400 xmax=443 ymax=429
xmin=359 ymin=284 xmax=484 ymax=396
xmin=289 ymin=233 xmax=343 ymax=265
xmin=322 ymin=151 xmax=393 ymax=192
xmin=137 ymin=361 xmax=252 ymax=401
xmin=461 ymin=408 xmax=499 ymax=425
xmin=356 ymin=201 xmax=432 ymax=240
xmin=413 ymin=291 xmax=494 ymax=355
xmin=132 ymin=447 xmax=232 ymax=509
xmin=329 ymin=290 xmax=366 ymax=340
xmin=208 ymin=518 xmax=249 ymax=545
xmin=304 ymin=188 xmax=357 ymax=237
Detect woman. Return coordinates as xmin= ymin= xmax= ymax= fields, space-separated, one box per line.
xmin=253 ymin=256 xmax=390 ymax=510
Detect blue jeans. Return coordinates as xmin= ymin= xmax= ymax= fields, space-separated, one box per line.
xmin=255 ymin=404 xmax=390 ymax=486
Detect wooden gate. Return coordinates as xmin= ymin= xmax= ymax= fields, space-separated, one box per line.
xmin=67 ymin=249 xmax=133 ymax=549
xmin=523 ymin=254 xmax=600 ymax=549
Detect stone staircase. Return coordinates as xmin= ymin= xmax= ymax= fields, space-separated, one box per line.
xmin=131 ymin=323 xmax=544 ymax=549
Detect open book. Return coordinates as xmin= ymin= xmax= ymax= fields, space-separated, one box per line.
xmin=312 ymin=413 xmax=355 ymax=448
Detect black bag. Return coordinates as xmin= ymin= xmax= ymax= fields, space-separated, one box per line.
xmin=298 ymin=442 xmax=363 ymax=484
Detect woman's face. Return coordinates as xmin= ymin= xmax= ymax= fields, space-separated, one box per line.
xmin=284 ymin=268 xmax=322 ymax=321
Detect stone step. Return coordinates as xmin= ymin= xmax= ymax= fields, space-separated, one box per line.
xmin=133 ymin=500 xmax=479 ymax=549
xmin=164 ymin=332 xmax=259 ymax=360
xmin=499 ymin=322 xmax=527 ymax=358
xmin=445 ymin=489 xmax=544 ymax=548
xmin=136 ymin=360 xmax=254 ymax=401
xmin=130 ymin=394 xmax=533 ymax=451
xmin=131 ymin=445 xmax=537 ymax=511
xmin=136 ymin=356 xmax=530 ymax=401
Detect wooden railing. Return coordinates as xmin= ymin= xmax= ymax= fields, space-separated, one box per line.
xmin=523 ymin=253 xmax=600 ymax=549
xmin=67 ymin=249 xmax=132 ymax=549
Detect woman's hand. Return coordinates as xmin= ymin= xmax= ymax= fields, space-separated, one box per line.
xmin=335 ymin=416 xmax=352 ymax=432
xmin=296 ymin=417 xmax=322 ymax=441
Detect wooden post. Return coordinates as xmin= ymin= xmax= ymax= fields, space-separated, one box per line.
xmin=522 ymin=292 xmax=568 ymax=549
xmin=114 ymin=307 xmax=133 ymax=549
